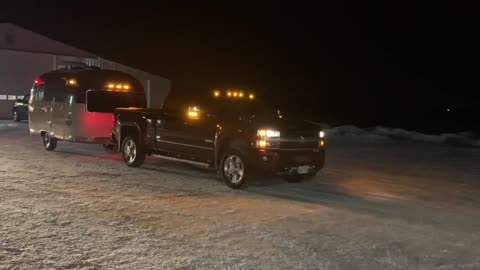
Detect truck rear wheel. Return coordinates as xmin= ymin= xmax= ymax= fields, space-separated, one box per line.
xmin=121 ymin=136 xmax=146 ymax=167
xmin=42 ymin=132 xmax=57 ymax=151
xmin=221 ymin=150 xmax=248 ymax=189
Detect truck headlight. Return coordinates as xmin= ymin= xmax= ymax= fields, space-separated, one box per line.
xmin=257 ymin=129 xmax=280 ymax=138
xmin=257 ymin=129 xmax=280 ymax=148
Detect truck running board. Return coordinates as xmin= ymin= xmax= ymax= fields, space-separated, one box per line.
xmin=152 ymin=155 xmax=211 ymax=167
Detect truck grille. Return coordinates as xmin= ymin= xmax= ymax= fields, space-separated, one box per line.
xmin=280 ymin=138 xmax=319 ymax=150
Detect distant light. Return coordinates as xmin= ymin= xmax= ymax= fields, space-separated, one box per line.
xmin=249 ymin=93 xmax=255 ymax=100
xmin=446 ymin=108 xmax=451 ymax=112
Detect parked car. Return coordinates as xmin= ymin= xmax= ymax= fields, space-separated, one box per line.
xmin=12 ymin=94 xmax=29 ymax=122
xmin=112 ymin=90 xmax=326 ymax=188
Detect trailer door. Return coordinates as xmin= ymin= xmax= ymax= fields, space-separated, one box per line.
xmin=45 ymin=78 xmax=68 ymax=139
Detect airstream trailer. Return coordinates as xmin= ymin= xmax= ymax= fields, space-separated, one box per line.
xmin=29 ymin=66 xmax=146 ymax=150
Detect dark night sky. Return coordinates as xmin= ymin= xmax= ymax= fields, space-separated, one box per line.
xmin=1 ymin=1 xmax=478 ymax=132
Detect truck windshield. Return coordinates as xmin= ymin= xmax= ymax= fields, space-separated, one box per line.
xmin=86 ymin=91 xmax=146 ymax=113
xmin=209 ymin=100 xmax=279 ymax=120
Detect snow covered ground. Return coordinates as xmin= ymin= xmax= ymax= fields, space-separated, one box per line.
xmin=312 ymin=123 xmax=480 ymax=147
xmin=1 ymin=120 xmax=480 ymax=269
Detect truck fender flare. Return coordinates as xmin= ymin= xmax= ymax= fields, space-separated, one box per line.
xmin=214 ymin=136 xmax=249 ymax=169
xmin=118 ymin=122 xmax=142 ymax=152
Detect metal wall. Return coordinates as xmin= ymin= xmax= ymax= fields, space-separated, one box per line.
xmin=0 ymin=50 xmax=53 ymax=119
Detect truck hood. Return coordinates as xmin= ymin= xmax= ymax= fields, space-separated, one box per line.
xmin=252 ymin=117 xmax=321 ymax=138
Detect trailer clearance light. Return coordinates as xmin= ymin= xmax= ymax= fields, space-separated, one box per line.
xmin=249 ymin=94 xmax=255 ymax=100
xmin=106 ymin=83 xmax=131 ymax=91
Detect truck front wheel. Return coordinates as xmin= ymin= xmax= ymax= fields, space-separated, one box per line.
xmin=121 ymin=136 xmax=146 ymax=167
xmin=221 ymin=150 xmax=248 ymax=189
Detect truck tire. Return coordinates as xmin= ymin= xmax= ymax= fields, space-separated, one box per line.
xmin=220 ymin=150 xmax=248 ymax=189
xmin=42 ymin=132 xmax=57 ymax=151
xmin=121 ymin=136 xmax=146 ymax=167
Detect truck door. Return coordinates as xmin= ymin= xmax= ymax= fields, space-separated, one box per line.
xmin=181 ymin=111 xmax=216 ymax=162
xmin=155 ymin=109 xmax=216 ymax=163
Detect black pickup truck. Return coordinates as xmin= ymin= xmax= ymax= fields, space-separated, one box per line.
xmin=112 ymin=92 xmax=326 ymax=188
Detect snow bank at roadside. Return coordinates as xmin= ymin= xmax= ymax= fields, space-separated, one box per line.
xmin=308 ymin=122 xmax=480 ymax=147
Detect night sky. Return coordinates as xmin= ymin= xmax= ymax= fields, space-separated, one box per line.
xmin=1 ymin=2 xmax=478 ymax=133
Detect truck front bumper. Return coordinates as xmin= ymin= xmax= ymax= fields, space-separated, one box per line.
xmin=249 ymin=147 xmax=325 ymax=175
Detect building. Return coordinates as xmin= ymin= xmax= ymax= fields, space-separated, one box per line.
xmin=0 ymin=22 xmax=170 ymax=119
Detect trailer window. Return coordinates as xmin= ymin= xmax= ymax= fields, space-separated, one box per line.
xmin=86 ymin=91 xmax=146 ymax=113
xmin=33 ymin=84 xmax=44 ymax=102
xmin=44 ymin=79 xmax=67 ymax=102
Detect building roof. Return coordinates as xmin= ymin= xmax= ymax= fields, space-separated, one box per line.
xmin=0 ymin=23 xmax=96 ymax=58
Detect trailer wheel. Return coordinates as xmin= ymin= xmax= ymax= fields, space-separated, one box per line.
xmin=42 ymin=132 xmax=57 ymax=151
xmin=121 ymin=136 xmax=146 ymax=167
xmin=221 ymin=150 xmax=248 ymax=189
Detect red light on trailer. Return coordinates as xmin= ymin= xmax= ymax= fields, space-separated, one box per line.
xmin=34 ymin=79 xmax=40 ymax=84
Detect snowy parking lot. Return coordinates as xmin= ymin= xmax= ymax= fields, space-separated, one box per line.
xmin=1 ymin=120 xmax=480 ymax=269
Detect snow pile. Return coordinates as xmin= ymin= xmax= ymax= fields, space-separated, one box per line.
xmin=317 ymin=123 xmax=480 ymax=147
